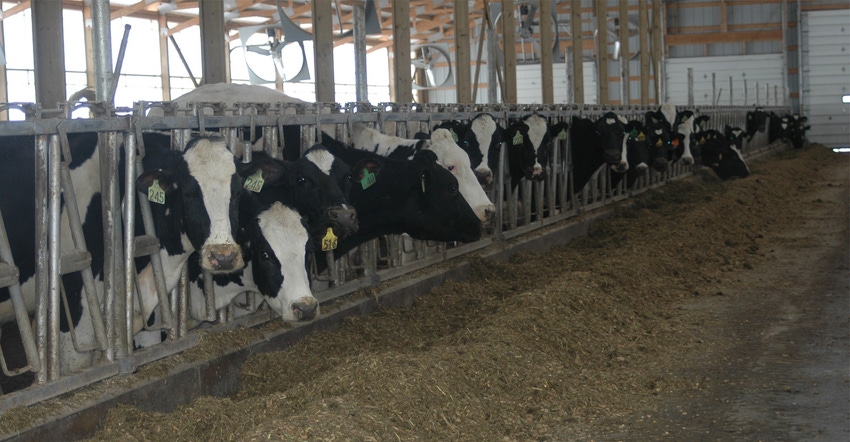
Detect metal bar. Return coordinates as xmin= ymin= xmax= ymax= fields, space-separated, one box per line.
xmin=109 ymin=24 xmax=132 ymax=104
xmin=123 ymin=131 xmax=137 ymax=354
xmin=91 ymin=0 xmax=113 ymax=103
xmin=34 ymin=135 xmax=49 ymax=385
xmin=47 ymin=134 xmax=62 ymax=381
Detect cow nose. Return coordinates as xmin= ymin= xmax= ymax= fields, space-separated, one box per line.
xmin=474 ymin=169 xmax=493 ymax=187
xmin=326 ymin=207 xmax=359 ymax=235
xmin=653 ymin=158 xmax=669 ymax=172
xmin=611 ymin=161 xmax=629 ymax=173
xmin=682 ymin=156 xmax=695 ymax=166
xmin=206 ymin=245 xmax=243 ymax=272
xmin=484 ymin=206 xmax=496 ymax=221
xmin=292 ymin=297 xmax=318 ymax=321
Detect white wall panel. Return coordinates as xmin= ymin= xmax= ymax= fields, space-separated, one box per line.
xmin=665 ymin=54 xmax=785 ymax=106
xmin=802 ymin=10 xmax=850 ymax=148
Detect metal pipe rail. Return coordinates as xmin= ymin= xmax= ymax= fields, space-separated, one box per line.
xmin=0 ymin=101 xmax=789 ymax=411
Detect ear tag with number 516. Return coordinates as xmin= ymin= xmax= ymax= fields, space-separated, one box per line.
xmin=321 ymin=228 xmax=338 ymax=251
xmin=148 ymin=179 xmax=165 ymax=205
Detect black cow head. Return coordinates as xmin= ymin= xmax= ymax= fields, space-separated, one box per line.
xmin=697 ymin=129 xmax=750 ymax=180
xmin=504 ymin=114 xmax=552 ymax=186
xmin=237 ymin=145 xmax=358 ymax=246
xmin=745 ymin=107 xmax=768 ymax=142
xmin=594 ymin=112 xmax=628 ymax=169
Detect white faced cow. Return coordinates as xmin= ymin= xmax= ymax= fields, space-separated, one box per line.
xmin=349 ymin=123 xmax=495 ymax=223
xmin=1 ymin=133 xmax=248 ymax=375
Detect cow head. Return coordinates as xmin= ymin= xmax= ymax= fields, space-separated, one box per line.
xmin=594 ymin=112 xmax=628 ymax=171
xmin=641 ymin=118 xmax=676 ymax=172
xmin=504 ymin=113 xmax=554 ymax=185
xmin=238 ymin=146 xmax=358 ymax=245
xmin=745 ymin=107 xmax=767 ymax=141
xmin=350 ymin=150 xmax=483 ymax=243
xmin=674 ymin=110 xmax=697 ymax=166
xmin=246 ymin=201 xmax=318 ymax=321
xmin=425 ymin=128 xmax=496 ymax=222
xmin=697 ymin=129 xmax=750 ymax=180
xmin=136 ymin=136 xmax=244 ymax=273
xmin=440 ymin=113 xmax=503 ymax=189
xmin=624 ymin=120 xmax=650 ymax=175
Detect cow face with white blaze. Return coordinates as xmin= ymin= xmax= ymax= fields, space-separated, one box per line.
xmin=349 ymin=123 xmax=495 ymax=223
xmin=248 ymin=202 xmax=317 ymax=321
xmin=136 ymin=136 xmax=244 ymax=273
xmin=591 ymin=112 xmax=629 ymax=171
xmin=436 ymin=113 xmax=503 ymax=189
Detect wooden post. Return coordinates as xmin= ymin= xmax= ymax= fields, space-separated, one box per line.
xmin=618 ymin=0 xmax=630 ymax=105
xmin=32 ymin=0 xmax=66 ymax=108
xmin=540 ymin=0 xmax=555 ymax=104
xmin=198 ymin=0 xmax=227 ymax=85
xmin=82 ymin=2 xmax=96 ymax=91
xmin=638 ymin=0 xmax=650 ymax=105
xmin=651 ymin=0 xmax=664 ymax=104
xmin=313 ymin=0 xmax=336 ymax=102
xmin=501 ymin=0 xmax=517 ymax=103
xmin=392 ymin=0 xmax=413 ymax=103
xmin=454 ymin=0 xmax=472 ymax=103
xmin=571 ymin=0 xmax=585 ymax=104
xmin=595 ymin=0 xmax=609 ymax=104
xmin=0 ymin=3 xmax=7 ymax=114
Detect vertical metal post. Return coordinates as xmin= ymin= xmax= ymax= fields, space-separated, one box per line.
xmin=123 ymin=131 xmax=137 ymax=354
xmin=687 ymin=68 xmax=694 ymax=107
xmin=47 ymin=134 xmax=62 ymax=381
xmin=729 ymin=76 xmax=734 ymax=106
xmin=91 ymin=0 xmax=113 ymax=103
xmin=34 ymin=135 xmax=49 ymax=384
xmin=353 ymin=4 xmax=368 ymax=103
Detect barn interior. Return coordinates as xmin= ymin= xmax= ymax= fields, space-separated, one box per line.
xmin=0 ymin=1 xmax=847 ymax=440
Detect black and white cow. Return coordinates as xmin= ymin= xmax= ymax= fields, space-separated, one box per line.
xmin=695 ymin=127 xmax=750 ymax=180
xmin=610 ymin=120 xmax=652 ymax=190
xmin=433 ymin=113 xmax=503 ymax=189
xmin=745 ymin=107 xmax=768 ymax=142
xmin=185 ymin=197 xmax=317 ymax=323
xmin=502 ymin=114 xmax=570 ymax=190
xmin=1 ymin=133 xmax=249 ymax=374
xmin=349 ymin=123 xmax=495 ymax=223
xmin=569 ymin=113 xmax=628 ymax=194
xmin=320 ymin=132 xmax=483 ymax=258
xmin=649 ymin=103 xmax=707 ymax=166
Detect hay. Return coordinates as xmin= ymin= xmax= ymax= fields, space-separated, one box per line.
xmin=75 ymin=145 xmax=848 ymax=440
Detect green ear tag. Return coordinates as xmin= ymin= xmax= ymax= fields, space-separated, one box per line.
xmin=512 ymin=131 xmax=523 ymax=145
xmin=628 ymin=129 xmax=638 ymax=140
xmin=321 ymin=228 xmax=338 ymax=251
xmin=244 ymin=169 xmax=265 ymax=193
xmin=450 ymin=128 xmax=459 ymax=142
xmin=148 ymin=179 xmax=165 ymax=205
xmin=360 ymin=170 xmax=376 ymax=190
xmin=558 ymin=129 xmax=567 ymax=140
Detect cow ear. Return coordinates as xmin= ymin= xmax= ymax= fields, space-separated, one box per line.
xmin=136 ymin=169 xmax=177 ymax=196
xmin=352 ymin=158 xmax=382 ymax=189
xmin=413 ymin=149 xmax=438 ymax=164
xmin=239 ymin=157 xmax=288 ymax=186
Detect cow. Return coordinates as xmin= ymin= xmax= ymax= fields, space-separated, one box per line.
xmin=647 ymin=103 xmax=707 ymax=166
xmin=695 ymin=127 xmax=750 ymax=180
xmin=569 ymin=113 xmax=628 ymax=194
xmin=1 ymin=133 xmax=249 ymax=375
xmin=433 ymin=113 xmax=503 ymax=190
xmin=745 ymin=107 xmax=768 ymax=142
xmin=320 ymin=132 xmax=483 ymax=259
xmin=348 ymin=122 xmax=495 ymax=223
xmin=501 ymin=114 xmax=570 ymax=190
xmin=610 ymin=120 xmax=652 ymax=190
xmin=185 ymin=198 xmax=317 ymax=323
xmin=786 ymin=114 xmax=810 ymax=149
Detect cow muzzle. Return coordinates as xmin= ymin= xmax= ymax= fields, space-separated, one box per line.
xmin=291 ymin=297 xmax=319 ymax=321
xmin=202 ymin=243 xmax=244 ymax=273
xmin=610 ymin=161 xmax=629 ymax=173
xmin=681 ymin=155 xmax=695 ymax=166
xmin=652 ymin=157 xmax=669 ymax=172
xmin=525 ymin=166 xmax=546 ymax=181
xmin=474 ymin=168 xmax=494 ymax=190
xmin=324 ymin=206 xmax=358 ymax=238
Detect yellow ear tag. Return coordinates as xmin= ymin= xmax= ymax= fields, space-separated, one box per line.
xmin=637 ymin=132 xmax=646 ymax=141
xmin=450 ymin=128 xmax=459 ymax=142
xmin=558 ymin=129 xmax=567 ymax=140
xmin=360 ymin=170 xmax=376 ymax=190
xmin=244 ymin=169 xmax=265 ymax=193
xmin=655 ymin=138 xmax=663 ymax=147
xmin=148 ymin=179 xmax=166 ymax=205
xmin=321 ymin=228 xmax=338 ymax=251
xmin=512 ymin=131 xmax=523 ymax=145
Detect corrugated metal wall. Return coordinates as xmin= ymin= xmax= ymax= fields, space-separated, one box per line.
xmin=666 ymin=54 xmax=786 ymax=106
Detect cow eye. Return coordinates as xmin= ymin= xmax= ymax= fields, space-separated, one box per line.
xmin=450 ymin=184 xmax=458 ymax=194
xmin=344 ymin=174 xmax=353 ymax=182
xmin=447 ymin=165 xmax=455 ymax=171
xmin=260 ymin=251 xmax=270 ymax=260
xmin=297 ymin=176 xmax=307 ymax=185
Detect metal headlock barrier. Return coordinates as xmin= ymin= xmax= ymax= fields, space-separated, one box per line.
xmin=0 ymin=100 xmax=789 ymax=411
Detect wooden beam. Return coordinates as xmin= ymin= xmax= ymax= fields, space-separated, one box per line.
xmin=198 ymin=0 xmax=227 ymax=85
xmin=595 ymin=0 xmax=609 ymax=104
xmin=0 ymin=0 xmax=30 ymax=20
xmin=651 ymin=0 xmax=663 ymax=103
xmin=110 ymin=0 xmax=159 ymax=20
xmin=313 ymin=0 xmax=335 ymax=102
xmin=619 ymin=0 xmax=630 ymax=105
xmin=570 ymin=0 xmax=584 ymax=104
xmin=392 ymin=0 xmax=412 ymax=103
xmin=638 ymin=0 xmax=650 ymax=105
xmin=539 ymin=0 xmax=554 ymax=104
xmin=454 ymin=0 xmax=471 ymax=103
xmin=500 ymin=0 xmax=517 ymax=104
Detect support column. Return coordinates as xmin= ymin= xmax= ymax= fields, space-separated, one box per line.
xmin=618 ymin=0 xmax=631 ymax=105
xmin=32 ymin=0 xmax=67 ymax=107
xmin=500 ymin=0 xmax=517 ymax=103
xmin=540 ymin=0 xmax=555 ymax=104
xmin=454 ymin=0 xmax=472 ymax=103
xmin=392 ymin=0 xmax=412 ymax=103
xmin=313 ymin=0 xmax=336 ymax=102
xmin=639 ymin=0 xmax=650 ymax=105
xmin=651 ymin=0 xmax=664 ymax=104
xmin=199 ymin=0 xmax=227 ymax=85
xmin=158 ymin=15 xmax=171 ymax=101
xmin=595 ymin=0 xmax=609 ymax=104
xmin=353 ymin=4 xmax=368 ymax=102
xmin=571 ymin=0 xmax=584 ymax=104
